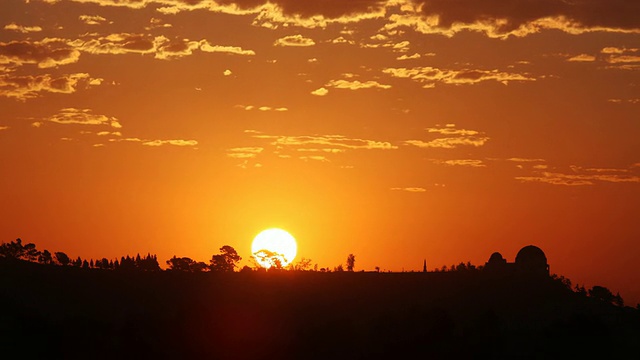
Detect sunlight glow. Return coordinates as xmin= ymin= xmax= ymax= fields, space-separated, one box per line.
xmin=251 ymin=228 xmax=297 ymax=269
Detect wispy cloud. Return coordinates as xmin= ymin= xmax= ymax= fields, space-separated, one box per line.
xmin=235 ymin=105 xmax=288 ymax=111
xmin=516 ymin=165 xmax=640 ymax=186
xmin=567 ymin=54 xmax=596 ymax=62
xmin=274 ymin=34 xmax=315 ymax=47
xmin=383 ymin=66 xmax=535 ymax=87
xmin=390 ymin=187 xmax=427 ymax=192
xmin=4 ymin=23 xmax=42 ymax=33
xmin=311 ymin=87 xmax=329 ymax=96
xmin=0 ymin=39 xmax=81 ymax=69
xmin=0 ymin=73 xmax=99 ymax=100
xmin=405 ymin=124 xmax=489 ymax=149
xmin=227 ymin=147 xmax=264 ymax=159
xmin=79 ymin=15 xmax=109 ymax=25
xmin=431 ymin=159 xmax=486 ymax=167
xmin=43 ymin=108 xmax=122 ymax=128
xmin=326 ymin=79 xmax=391 ymax=90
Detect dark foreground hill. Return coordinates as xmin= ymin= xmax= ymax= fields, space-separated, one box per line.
xmin=1 ymin=260 xmax=639 ymax=359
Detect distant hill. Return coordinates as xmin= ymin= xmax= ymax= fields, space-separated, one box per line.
xmin=1 ymin=259 xmax=638 ymax=359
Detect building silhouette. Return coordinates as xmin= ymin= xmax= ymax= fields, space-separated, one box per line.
xmin=484 ymin=245 xmax=549 ymax=276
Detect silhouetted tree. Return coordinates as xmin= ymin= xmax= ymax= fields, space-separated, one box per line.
xmin=575 ymin=284 xmax=587 ymax=297
xmin=253 ymin=249 xmax=285 ymax=270
xmin=334 ymin=264 xmax=344 ymax=272
xmin=589 ymin=286 xmax=615 ymax=304
xmin=23 ymin=243 xmax=40 ymax=262
xmin=240 ymin=265 xmax=253 ymax=273
xmin=375 ymin=266 xmax=380 ymax=273
xmin=82 ymin=259 xmax=89 ymax=269
xmin=210 ymin=246 xmax=242 ymax=272
xmin=166 ymin=256 xmax=207 ymax=272
xmin=38 ymin=250 xmax=53 ymax=265
xmin=0 ymin=238 xmax=27 ymax=260
xmin=551 ymin=274 xmax=572 ymax=289
xmin=55 ymin=252 xmax=70 ymax=266
xmin=292 ymin=258 xmax=313 ymax=271
xmin=613 ymin=292 xmax=624 ymax=307
xmin=346 ymin=254 xmax=356 ymax=272
xmin=136 ymin=253 xmax=160 ymax=271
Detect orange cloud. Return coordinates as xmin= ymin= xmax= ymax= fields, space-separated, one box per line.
xmin=0 ymin=73 xmax=97 ymax=100
xmin=405 ymin=124 xmax=489 ymax=149
xmin=142 ymin=139 xmax=198 ymax=147
xmin=0 ymin=39 xmax=81 ymax=69
xmin=567 ymin=54 xmax=596 ymax=62
xmin=274 ymin=34 xmax=316 ymax=47
xmin=44 ymin=108 xmax=121 ymax=128
xmin=431 ymin=159 xmax=486 ymax=167
xmin=311 ymin=87 xmax=329 ymax=96
xmin=383 ymin=66 xmax=535 ymax=86
xmin=393 ymin=0 xmax=640 ymax=38
xmin=227 ymin=147 xmax=264 ymax=159
xmin=390 ymin=187 xmax=427 ymax=192
xmin=516 ymin=166 xmax=640 ymax=186
xmin=79 ymin=15 xmax=109 ymax=25
xmin=4 ymin=23 xmax=42 ymax=33
xmin=326 ymin=79 xmax=392 ymax=90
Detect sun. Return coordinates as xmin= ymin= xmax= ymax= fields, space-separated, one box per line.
xmin=251 ymin=228 xmax=297 ymax=269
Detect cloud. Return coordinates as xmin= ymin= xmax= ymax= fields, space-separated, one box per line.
xmin=567 ymin=54 xmax=596 ymax=62
xmin=47 ymin=0 xmax=387 ymax=27
xmin=141 ymin=139 xmax=198 ymax=147
xmin=4 ymin=23 xmax=42 ymax=33
xmin=311 ymin=87 xmax=329 ymax=96
xmin=601 ymin=47 xmax=638 ymax=54
xmin=79 ymin=15 xmax=109 ymax=25
xmin=326 ymin=79 xmax=392 ymax=90
xmin=235 ymin=105 xmax=288 ymax=111
xmin=405 ymin=124 xmax=488 ymax=149
xmin=391 ymin=187 xmax=427 ymax=192
xmin=608 ymin=98 xmax=640 ymax=104
xmin=389 ymin=0 xmax=640 ymax=39
xmin=0 ymin=39 xmax=81 ymax=69
xmin=383 ymin=66 xmax=535 ymax=86
xmin=263 ymin=134 xmax=397 ymax=150
xmin=331 ymin=36 xmax=355 ymax=45
xmin=516 ymin=165 xmax=640 ymax=186
xmin=506 ymin=158 xmax=546 ymax=163
xmin=227 ymin=147 xmax=264 ymax=159
xmin=44 ymin=108 xmax=121 ymax=128
xmin=0 ymin=126 xmax=9 ymax=131
xmin=223 ymin=69 xmax=232 ymax=76
xmin=431 ymin=159 xmax=486 ymax=167
xmin=426 ymin=125 xmax=479 ymax=136
xmin=406 ymin=137 xmax=489 ymax=148
xmin=200 ymin=41 xmax=256 ymax=55
xmin=146 ymin=17 xmax=173 ymax=30
xmin=274 ymin=35 xmax=315 ymax=47
xmin=606 ymin=55 xmax=640 ymax=64
xmin=0 ymin=73 xmax=98 ymax=100
xmin=397 ymin=53 xmax=421 ymax=60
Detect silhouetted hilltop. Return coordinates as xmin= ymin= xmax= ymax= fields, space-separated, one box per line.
xmin=1 ymin=257 xmax=638 ymax=359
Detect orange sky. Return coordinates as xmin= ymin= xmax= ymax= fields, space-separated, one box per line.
xmin=1 ymin=0 xmax=639 ymax=303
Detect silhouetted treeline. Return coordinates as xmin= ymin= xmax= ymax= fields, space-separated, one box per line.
xmin=0 ymin=238 xmax=160 ymax=271
xmin=2 ymin=238 xmax=640 ymax=359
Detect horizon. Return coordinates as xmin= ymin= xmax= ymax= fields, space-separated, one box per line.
xmin=1 ymin=1 xmax=639 ymax=306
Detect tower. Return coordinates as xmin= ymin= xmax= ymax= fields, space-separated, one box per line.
xmin=423 ymin=259 xmax=427 ymax=272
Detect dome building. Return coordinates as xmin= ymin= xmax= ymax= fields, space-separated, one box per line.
xmin=515 ymin=245 xmax=549 ymax=275
xmin=484 ymin=252 xmax=507 ymax=271
xmin=484 ymin=245 xmax=549 ymax=277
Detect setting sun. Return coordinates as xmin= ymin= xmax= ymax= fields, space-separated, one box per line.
xmin=251 ymin=228 xmax=297 ymax=269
